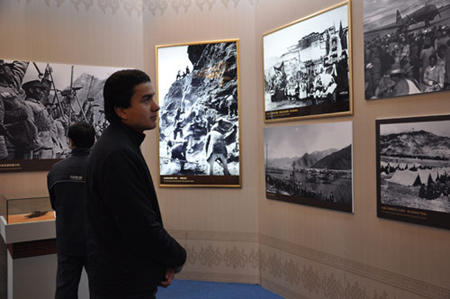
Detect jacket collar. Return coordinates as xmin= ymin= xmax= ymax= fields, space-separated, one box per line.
xmin=113 ymin=121 xmax=146 ymax=146
xmin=71 ymin=147 xmax=91 ymax=156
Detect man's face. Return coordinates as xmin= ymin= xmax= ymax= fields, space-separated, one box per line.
xmin=390 ymin=73 xmax=401 ymax=82
xmin=119 ymin=82 xmax=159 ymax=133
xmin=429 ymin=57 xmax=436 ymax=67
xmin=31 ymin=85 xmax=46 ymax=100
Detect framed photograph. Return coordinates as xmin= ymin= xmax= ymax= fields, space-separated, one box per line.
xmin=156 ymin=39 xmax=241 ymax=187
xmin=0 ymin=59 xmax=121 ymax=172
xmin=263 ymin=1 xmax=353 ymax=122
xmin=364 ymin=0 xmax=449 ymax=100
xmin=376 ymin=115 xmax=450 ymax=230
xmin=264 ymin=121 xmax=353 ymax=213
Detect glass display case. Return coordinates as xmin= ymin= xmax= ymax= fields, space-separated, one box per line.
xmin=1 ymin=194 xmax=55 ymax=224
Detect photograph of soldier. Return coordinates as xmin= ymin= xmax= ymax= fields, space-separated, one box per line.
xmin=0 ymin=61 xmax=38 ymax=160
xmin=364 ymin=0 xmax=450 ymax=100
xmin=205 ymin=123 xmax=230 ymax=176
xmin=157 ymin=41 xmax=240 ymax=186
xmin=23 ymin=79 xmax=54 ymax=159
xmin=0 ymin=59 xmax=121 ymax=172
xmin=263 ymin=3 xmax=351 ymax=121
xmin=264 ymin=121 xmax=353 ymax=213
xmin=171 ymin=141 xmax=189 ymax=172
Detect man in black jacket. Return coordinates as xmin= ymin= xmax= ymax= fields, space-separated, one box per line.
xmin=47 ymin=121 xmax=96 ymax=299
xmin=86 ymin=69 xmax=186 ymax=299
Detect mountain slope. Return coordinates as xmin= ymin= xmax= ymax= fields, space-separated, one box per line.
xmin=310 ymin=145 xmax=352 ymax=170
xmin=380 ymin=130 xmax=450 ymax=159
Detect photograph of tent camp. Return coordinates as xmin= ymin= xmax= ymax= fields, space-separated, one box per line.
xmin=376 ymin=115 xmax=450 ymax=230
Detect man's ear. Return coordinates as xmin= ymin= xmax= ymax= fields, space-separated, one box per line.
xmin=114 ymin=106 xmax=126 ymax=120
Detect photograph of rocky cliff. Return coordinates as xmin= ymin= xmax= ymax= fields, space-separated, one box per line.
xmin=264 ymin=121 xmax=353 ymax=212
xmin=157 ymin=40 xmax=240 ymax=187
xmin=0 ymin=59 xmax=120 ymax=172
xmin=377 ymin=115 xmax=450 ymax=229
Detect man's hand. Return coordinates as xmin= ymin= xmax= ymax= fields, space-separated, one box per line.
xmin=159 ymin=268 xmax=176 ymax=288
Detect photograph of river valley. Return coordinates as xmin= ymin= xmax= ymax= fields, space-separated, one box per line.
xmin=264 ymin=121 xmax=353 ymax=212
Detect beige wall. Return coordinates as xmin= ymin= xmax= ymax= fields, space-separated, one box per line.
xmin=142 ymin=0 xmax=261 ymax=283
xmin=256 ymin=0 xmax=450 ymax=298
xmin=0 ymin=0 xmax=144 ymax=198
xmin=0 ymin=1 xmax=144 ymax=297
xmin=0 ymin=0 xmax=449 ymax=298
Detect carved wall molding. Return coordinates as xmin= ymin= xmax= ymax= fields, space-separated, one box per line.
xmin=177 ymin=270 xmax=259 ymax=284
xmin=170 ymin=229 xmax=259 ymax=242
xmin=14 ymin=0 xmax=259 ymax=16
xmin=168 ymin=229 xmax=450 ymax=299
xmin=261 ymin=235 xmax=449 ymax=299
xmin=262 ymin=277 xmax=396 ymax=299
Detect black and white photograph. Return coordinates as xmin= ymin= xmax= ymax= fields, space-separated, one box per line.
xmin=264 ymin=121 xmax=353 ymax=212
xmin=377 ymin=115 xmax=450 ymax=230
xmin=263 ymin=1 xmax=352 ymax=122
xmin=157 ymin=40 xmax=241 ymax=187
xmin=0 ymin=59 xmax=120 ymax=172
xmin=364 ymin=0 xmax=450 ymax=100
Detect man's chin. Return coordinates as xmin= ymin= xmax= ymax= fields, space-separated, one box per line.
xmin=147 ymin=123 xmax=157 ymax=131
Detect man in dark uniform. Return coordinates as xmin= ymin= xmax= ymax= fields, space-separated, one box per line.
xmin=173 ymin=117 xmax=184 ymax=140
xmin=23 ymin=75 xmax=54 ymax=159
xmin=0 ymin=60 xmax=39 ymax=159
xmin=86 ymin=69 xmax=186 ymax=299
xmin=47 ymin=121 xmax=95 ymax=299
xmin=226 ymin=93 xmax=238 ymax=118
xmin=171 ymin=141 xmax=188 ymax=172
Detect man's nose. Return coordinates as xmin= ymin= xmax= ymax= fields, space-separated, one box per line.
xmin=152 ymin=101 xmax=160 ymax=111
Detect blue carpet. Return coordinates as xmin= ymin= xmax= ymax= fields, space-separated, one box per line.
xmin=157 ymin=279 xmax=284 ymax=299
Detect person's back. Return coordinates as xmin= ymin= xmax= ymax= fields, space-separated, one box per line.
xmin=49 ymin=148 xmax=89 ymax=255
xmin=47 ymin=121 xmax=95 ymax=299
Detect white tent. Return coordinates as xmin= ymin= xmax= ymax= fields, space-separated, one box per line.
xmin=417 ymin=169 xmax=438 ymax=184
xmin=387 ymin=170 xmax=421 ymax=186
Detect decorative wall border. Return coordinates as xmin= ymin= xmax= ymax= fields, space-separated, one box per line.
xmin=170 ymin=229 xmax=259 ymax=242
xmin=261 ymin=235 xmax=450 ymax=299
xmin=176 ymin=270 xmax=259 ymax=284
xmin=14 ymin=0 xmax=259 ymax=16
xmin=184 ymin=244 xmax=260 ymax=269
xmin=169 ymin=230 xmax=450 ymax=299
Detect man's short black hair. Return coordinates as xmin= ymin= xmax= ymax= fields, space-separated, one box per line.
xmin=103 ymin=69 xmax=151 ymax=123
xmin=68 ymin=122 xmax=95 ymax=148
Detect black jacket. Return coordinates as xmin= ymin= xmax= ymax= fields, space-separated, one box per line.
xmin=47 ymin=147 xmax=90 ymax=256
xmin=86 ymin=122 xmax=186 ymax=298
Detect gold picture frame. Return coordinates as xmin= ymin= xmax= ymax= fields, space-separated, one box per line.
xmin=156 ymin=39 xmax=241 ymax=188
xmin=263 ymin=1 xmax=353 ymax=122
